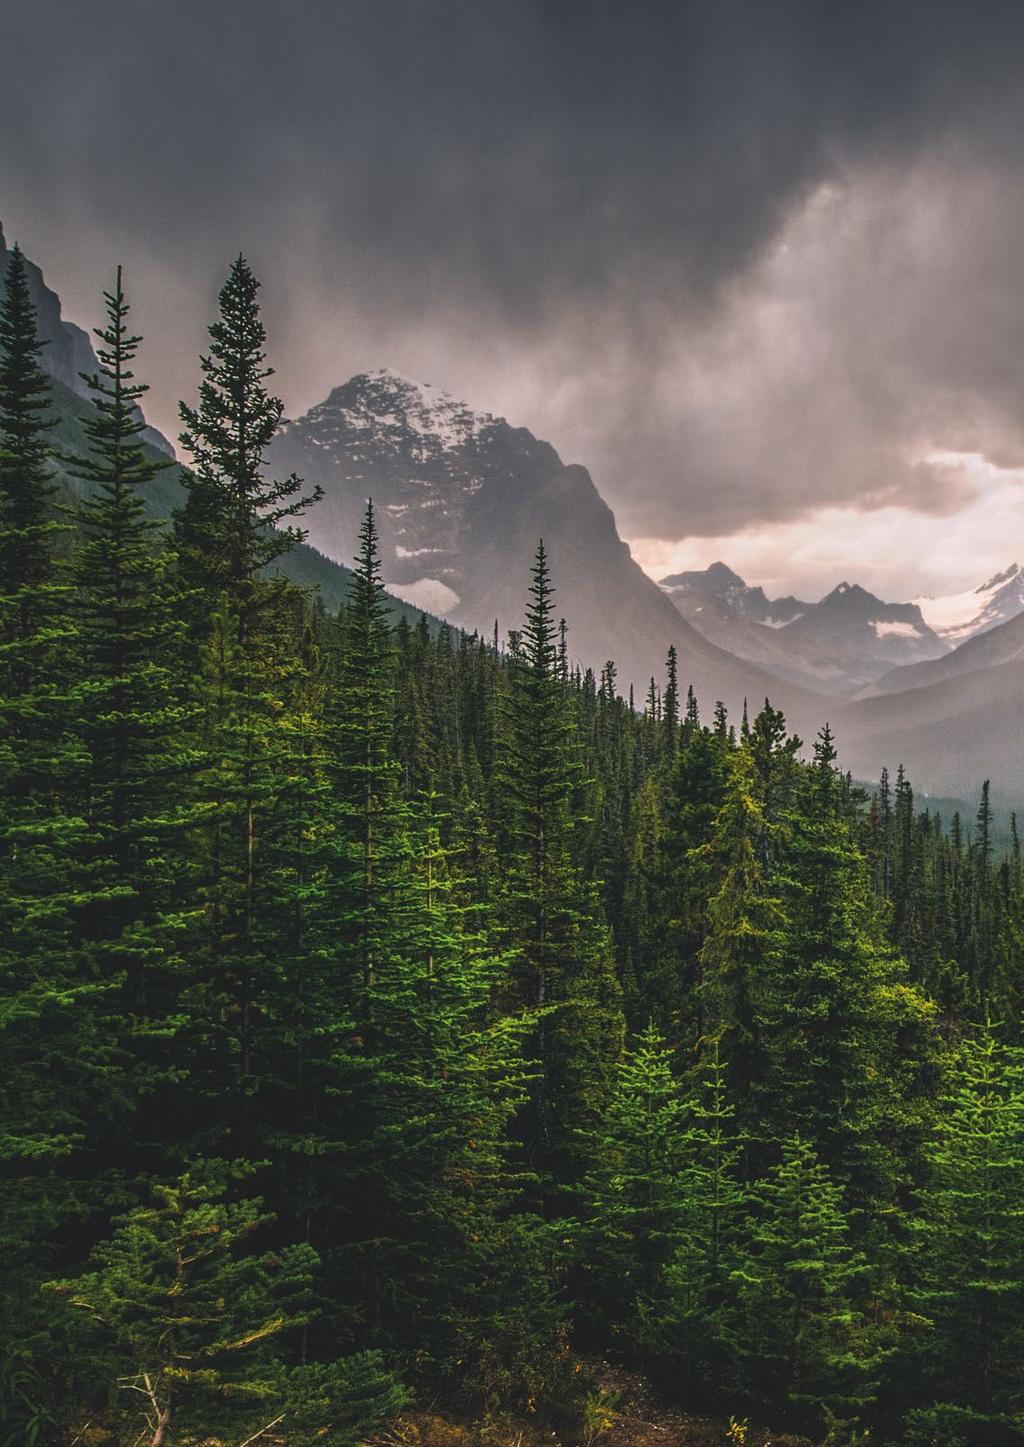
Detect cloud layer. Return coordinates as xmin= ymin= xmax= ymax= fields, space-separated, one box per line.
xmin=4 ymin=1 xmax=1024 ymax=593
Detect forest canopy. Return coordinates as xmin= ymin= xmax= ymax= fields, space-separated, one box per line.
xmin=2 ymin=247 xmax=1023 ymax=1447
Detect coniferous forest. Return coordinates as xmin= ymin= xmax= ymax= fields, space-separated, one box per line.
xmin=5 ymin=244 xmax=1024 ymax=1447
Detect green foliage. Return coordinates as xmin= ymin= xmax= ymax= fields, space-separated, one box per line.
xmin=0 ymin=1348 xmax=53 ymax=1447
xmin=729 ymin=1136 xmax=883 ymax=1432
xmin=580 ymin=1025 xmax=691 ymax=1336
xmin=905 ymin=1018 xmax=1024 ymax=1441
xmin=496 ymin=540 xmax=624 ymax=1198
xmin=49 ymin=1162 xmax=406 ymax=1445
xmin=7 ymin=243 xmax=1024 ymax=1445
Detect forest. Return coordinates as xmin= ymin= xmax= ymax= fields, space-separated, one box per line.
xmin=2 ymin=244 xmax=1024 ymax=1447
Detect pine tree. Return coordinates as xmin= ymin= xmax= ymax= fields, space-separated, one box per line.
xmin=579 ymin=1025 xmax=691 ymax=1339
xmin=497 ymin=542 xmax=624 ymax=1199
xmin=697 ymin=747 xmax=785 ymax=1143
xmin=730 ymin=1135 xmax=881 ymax=1432
xmin=646 ymin=720 xmax=730 ymax=1030
xmin=49 ymin=1163 xmax=407 ymax=1447
xmin=0 ymin=243 xmax=57 ymax=624
xmin=906 ymin=1019 xmax=1024 ymax=1441
xmin=67 ymin=270 xmax=197 ymax=1035
xmin=173 ymin=258 xmax=321 ymax=1164
xmin=760 ymin=726 xmax=939 ymax=1207
xmin=0 ymin=241 xmax=102 ymax=1351
xmin=662 ymin=644 xmax=679 ymax=752
xmin=651 ymin=1036 xmax=745 ymax=1397
xmin=176 ymin=255 xmax=321 ymax=621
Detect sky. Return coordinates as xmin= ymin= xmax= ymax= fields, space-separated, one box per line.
xmin=3 ymin=0 xmax=1024 ymax=601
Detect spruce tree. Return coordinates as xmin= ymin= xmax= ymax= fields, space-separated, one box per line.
xmin=67 ymin=269 xmax=197 ymax=1031
xmin=906 ymin=1019 xmax=1024 ymax=1441
xmin=730 ymin=1135 xmax=881 ymax=1433
xmin=0 ymin=243 xmax=57 ymax=623
xmin=176 ymin=255 xmax=321 ymax=620
xmin=497 ymin=542 xmax=624 ymax=1199
xmin=579 ymin=1024 xmax=691 ymax=1340
xmin=49 ymin=1164 xmax=407 ymax=1447
xmin=0 ymin=240 xmax=100 ymax=1351
xmin=651 ymin=1036 xmax=745 ymax=1398
xmin=173 ymin=257 xmax=321 ymax=1164
xmin=761 ymin=726 xmax=939 ymax=1207
xmin=697 ymin=747 xmax=785 ymax=1143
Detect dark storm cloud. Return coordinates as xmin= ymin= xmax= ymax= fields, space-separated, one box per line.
xmin=4 ymin=0 xmax=1024 ymax=555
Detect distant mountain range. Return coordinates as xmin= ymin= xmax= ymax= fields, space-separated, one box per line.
xmin=660 ymin=563 xmax=948 ymax=694
xmin=7 ymin=222 xmax=1024 ymax=804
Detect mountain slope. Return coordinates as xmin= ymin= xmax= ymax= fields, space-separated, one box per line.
xmin=856 ymin=605 xmax=1024 ymax=700
xmin=661 ymin=566 xmax=947 ymax=695
xmin=0 ymin=221 xmax=174 ymax=459
xmin=267 ymin=370 xmax=828 ymax=727
xmin=782 ymin=582 xmax=947 ymax=684
xmin=837 ymin=651 xmax=1024 ymax=803
xmin=660 ymin=561 xmax=806 ymax=625
xmin=915 ymin=564 xmax=1024 ymax=644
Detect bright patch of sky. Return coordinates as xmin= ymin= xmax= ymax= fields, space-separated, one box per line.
xmin=629 ymin=453 xmax=1024 ymax=604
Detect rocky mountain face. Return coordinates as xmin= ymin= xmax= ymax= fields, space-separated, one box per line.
xmin=267 ymin=370 xmax=824 ymax=727
xmin=660 ymin=561 xmax=806 ymax=625
xmin=0 ymin=223 xmax=174 ymax=458
xmin=783 ymin=582 xmax=948 ymax=680
xmin=661 ymin=565 xmax=948 ymax=695
xmin=915 ymin=564 xmax=1024 ymax=644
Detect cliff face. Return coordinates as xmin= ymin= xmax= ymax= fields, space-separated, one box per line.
xmin=267 ymin=369 xmax=826 ymax=732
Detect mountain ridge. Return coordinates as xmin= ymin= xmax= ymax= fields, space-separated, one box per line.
xmin=268 ymin=369 xmax=828 ymax=731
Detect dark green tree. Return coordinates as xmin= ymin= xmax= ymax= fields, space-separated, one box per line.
xmin=497 ymin=542 xmax=624 ymax=1199
xmin=905 ymin=1019 xmax=1024 ymax=1442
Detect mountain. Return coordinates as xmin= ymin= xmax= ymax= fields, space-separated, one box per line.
xmin=660 ymin=566 xmax=947 ymax=695
xmin=266 ymin=370 xmax=827 ymax=726
xmin=781 ymin=582 xmax=948 ymax=685
xmin=833 ymin=598 xmax=1024 ymax=802
xmin=855 ymin=604 xmax=1024 ymax=700
xmin=659 ymin=561 xmax=806 ymax=626
xmin=836 ymin=641 xmax=1024 ymax=804
xmin=914 ymin=564 xmax=1024 ymax=644
xmin=0 ymin=221 xmax=175 ymax=460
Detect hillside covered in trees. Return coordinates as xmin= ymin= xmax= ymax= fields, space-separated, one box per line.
xmin=3 ymin=246 xmax=1024 ymax=1447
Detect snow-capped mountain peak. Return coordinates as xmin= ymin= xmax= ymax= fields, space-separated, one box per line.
xmin=915 ymin=564 xmax=1024 ymax=644
xmin=298 ymin=369 xmax=500 ymax=455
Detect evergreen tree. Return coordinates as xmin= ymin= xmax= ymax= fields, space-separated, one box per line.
xmin=0 ymin=243 xmax=57 ymax=622
xmin=49 ymin=1163 xmax=406 ymax=1447
xmin=497 ymin=542 xmax=624 ymax=1199
xmin=176 ymin=255 xmax=321 ymax=619
xmin=579 ymin=1025 xmax=690 ymax=1340
xmin=697 ymin=747 xmax=785 ymax=1143
xmin=730 ymin=1136 xmax=881 ymax=1433
xmin=0 ymin=240 xmax=100 ymax=1352
xmin=645 ymin=1035 xmax=746 ymax=1395
xmin=906 ymin=1019 xmax=1024 ymax=1442
xmin=173 ymin=258 xmax=321 ymax=1166
xmin=67 ymin=270 xmax=197 ymax=1037
xmin=762 ymin=726 xmax=939 ymax=1206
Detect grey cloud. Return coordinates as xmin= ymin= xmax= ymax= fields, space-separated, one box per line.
xmin=4 ymin=1 xmax=1024 ymax=550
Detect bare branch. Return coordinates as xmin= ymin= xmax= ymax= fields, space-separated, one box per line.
xmin=237 ymin=1413 xmax=286 ymax=1447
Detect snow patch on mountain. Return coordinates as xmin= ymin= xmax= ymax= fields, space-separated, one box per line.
xmin=873 ymin=619 xmax=923 ymax=640
xmin=915 ymin=564 xmax=1024 ymax=643
xmin=386 ymin=577 xmax=461 ymax=616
